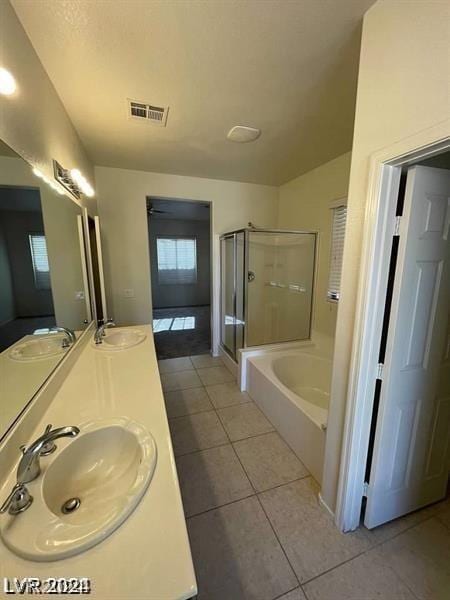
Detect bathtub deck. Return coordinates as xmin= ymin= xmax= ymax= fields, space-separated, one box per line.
xmin=158 ymin=354 xmax=450 ymax=600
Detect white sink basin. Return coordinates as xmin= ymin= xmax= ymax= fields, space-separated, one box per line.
xmin=94 ymin=328 xmax=146 ymax=351
xmin=9 ymin=335 xmax=67 ymax=362
xmin=0 ymin=418 xmax=157 ymax=561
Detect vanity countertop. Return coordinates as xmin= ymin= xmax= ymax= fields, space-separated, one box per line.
xmin=0 ymin=325 xmax=197 ymax=600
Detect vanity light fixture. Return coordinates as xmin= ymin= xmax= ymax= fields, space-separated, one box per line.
xmin=70 ymin=169 xmax=95 ymax=198
xmin=0 ymin=68 xmax=16 ymax=95
xmin=53 ymin=161 xmax=95 ymax=199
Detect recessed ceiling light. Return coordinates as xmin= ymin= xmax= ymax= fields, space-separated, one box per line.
xmin=227 ymin=125 xmax=261 ymax=143
xmin=0 ymin=68 xmax=17 ymax=95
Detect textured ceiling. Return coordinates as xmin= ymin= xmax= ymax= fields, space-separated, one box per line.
xmin=11 ymin=0 xmax=374 ymax=185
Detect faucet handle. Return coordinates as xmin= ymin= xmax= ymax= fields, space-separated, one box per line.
xmin=39 ymin=424 xmax=57 ymax=456
xmin=0 ymin=483 xmax=33 ymax=515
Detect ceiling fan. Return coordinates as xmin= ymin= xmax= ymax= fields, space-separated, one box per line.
xmin=147 ymin=203 xmax=170 ymax=216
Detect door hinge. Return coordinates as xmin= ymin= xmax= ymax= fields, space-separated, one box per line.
xmin=394 ymin=215 xmax=402 ymax=236
xmin=377 ymin=363 xmax=384 ymax=379
xmin=363 ymin=482 xmax=370 ymax=498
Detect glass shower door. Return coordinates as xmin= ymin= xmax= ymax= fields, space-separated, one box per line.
xmin=246 ymin=231 xmax=316 ymax=346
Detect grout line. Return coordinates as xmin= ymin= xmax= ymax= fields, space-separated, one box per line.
xmin=174 ymin=440 xmax=231 ymax=459
xmin=255 ymin=494 xmax=300 ymax=588
xmin=255 ymin=474 xmax=311 ymax=495
xmin=271 ymin=586 xmax=303 ymax=600
xmin=216 ymin=396 xmax=301 ymax=589
xmin=185 ymin=490 xmax=257 ymax=520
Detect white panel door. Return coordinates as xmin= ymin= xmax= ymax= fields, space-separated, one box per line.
xmin=365 ymin=166 xmax=450 ymax=529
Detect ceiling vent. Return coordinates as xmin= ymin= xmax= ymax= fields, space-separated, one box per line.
xmin=128 ymin=99 xmax=169 ymax=126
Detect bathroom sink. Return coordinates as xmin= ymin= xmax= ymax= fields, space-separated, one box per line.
xmin=9 ymin=335 xmax=67 ymax=362
xmin=94 ymin=328 xmax=146 ymax=350
xmin=0 ymin=418 xmax=157 ymax=561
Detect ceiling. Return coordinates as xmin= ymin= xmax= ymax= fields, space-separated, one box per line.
xmin=11 ymin=0 xmax=375 ymax=186
xmin=148 ymin=198 xmax=210 ymax=221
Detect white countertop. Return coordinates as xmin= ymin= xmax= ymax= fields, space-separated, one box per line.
xmin=0 ymin=326 xmax=197 ymax=600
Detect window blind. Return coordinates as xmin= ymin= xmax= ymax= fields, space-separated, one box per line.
xmin=327 ymin=205 xmax=347 ymax=301
xmin=156 ymin=237 xmax=197 ymax=284
xmin=29 ymin=234 xmax=51 ymax=290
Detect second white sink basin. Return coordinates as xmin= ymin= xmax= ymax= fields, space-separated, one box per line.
xmin=0 ymin=418 xmax=157 ymax=561
xmin=94 ymin=328 xmax=146 ymax=351
xmin=9 ymin=335 xmax=67 ymax=361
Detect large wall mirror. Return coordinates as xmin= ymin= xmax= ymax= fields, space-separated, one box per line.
xmin=0 ymin=139 xmax=94 ymax=441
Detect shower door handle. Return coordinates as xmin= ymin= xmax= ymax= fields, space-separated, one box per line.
xmin=248 ymin=270 xmax=256 ymax=283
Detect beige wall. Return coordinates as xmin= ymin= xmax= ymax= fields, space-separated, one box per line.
xmin=278 ymin=152 xmax=352 ymax=339
xmin=322 ymin=0 xmax=450 ymax=512
xmin=95 ymin=166 xmax=278 ymax=353
xmin=0 ymin=0 xmax=95 ymax=214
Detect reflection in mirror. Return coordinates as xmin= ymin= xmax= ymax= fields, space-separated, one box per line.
xmin=0 ymin=139 xmax=92 ymax=441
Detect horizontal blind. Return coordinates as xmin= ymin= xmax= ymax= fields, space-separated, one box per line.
xmin=157 ymin=237 xmax=197 ymax=284
xmin=327 ymin=205 xmax=347 ymax=301
xmin=29 ymin=234 xmax=51 ymax=290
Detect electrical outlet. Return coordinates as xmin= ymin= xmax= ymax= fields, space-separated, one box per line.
xmin=123 ymin=288 xmax=135 ymax=298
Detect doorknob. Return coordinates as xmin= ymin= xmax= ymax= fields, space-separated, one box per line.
xmin=248 ymin=271 xmax=256 ymax=282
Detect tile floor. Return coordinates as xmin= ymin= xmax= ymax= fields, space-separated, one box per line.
xmin=159 ymin=354 xmax=450 ymax=600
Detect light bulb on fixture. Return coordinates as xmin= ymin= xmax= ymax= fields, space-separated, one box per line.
xmin=0 ymin=68 xmax=16 ymax=95
xmin=70 ymin=168 xmax=95 ymax=197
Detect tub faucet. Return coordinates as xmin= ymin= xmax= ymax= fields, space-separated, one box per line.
xmin=94 ymin=319 xmax=116 ymax=344
xmin=50 ymin=326 xmax=76 ymax=347
xmin=0 ymin=424 xmax=79 ymax=515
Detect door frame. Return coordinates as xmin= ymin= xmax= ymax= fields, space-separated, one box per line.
xmin=335 ymin=124 xmax=450 ymax=533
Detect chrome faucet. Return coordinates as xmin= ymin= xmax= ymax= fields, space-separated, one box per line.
xmin=94 ymin=319 xmax=116 ymax=344
xmin=50 ymin=326 xmax=76 ymax=347
xmin=0 ymin=424 xmax=79 ymax=515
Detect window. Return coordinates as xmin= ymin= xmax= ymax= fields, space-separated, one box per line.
xmin=156 ymin=237 xmax=197 ymax=284
xmin=29 ymin=233 xmax=51 ymax=290
xmin=327 ymin=205 xmax=347 ymax=301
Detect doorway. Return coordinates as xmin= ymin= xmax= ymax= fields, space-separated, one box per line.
xmin=147 ymin=197 xmax=212 ymax=360
xmin=337 ymin=142 xmax=450 ymax=533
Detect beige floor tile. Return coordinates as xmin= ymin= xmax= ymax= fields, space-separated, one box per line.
xmin=158 ymin=356 xmax=194 ymax=373
xmin=160 ymin=369 xmax=202 ymax=391
xmin=379 ymin=517 xmax=450 ymax=600
xmin=276 ymin=588 xmax=307 ymax=600
xmin=259 ymin=478 xmax=371 ymax=583
xmin=363 ymin=501 xmax=442 ymax=546
xmin=233 ymin=431 xmax=309 ymax=492
xmin=187 ymin=496 xmax=298 ymax=600
xmin=190 ymin=354 xmax=224 ymax=369
xmin=303 ymin=547 xmax=416 ymax=600
xmin=206 ymin=381 xmax=252 ymax=409
xmin=176 ymin=444 xmax=253 ymax=516
xmin=217 ymin=402 xmax=274 ymax=441
xmin=196 ymin=365 xmax=235 ymax=386
xmin=169 ymin=410 xmax=228 ymax=456
xmin=164 ymin=387 xmax=213 ymax=419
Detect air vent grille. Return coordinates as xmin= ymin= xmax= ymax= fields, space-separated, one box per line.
xmin=128 ymin=100 xmax=168 ymax=126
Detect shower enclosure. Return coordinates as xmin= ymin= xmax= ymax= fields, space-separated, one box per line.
xmin=220 ymin=228 xmax=317 ymax=361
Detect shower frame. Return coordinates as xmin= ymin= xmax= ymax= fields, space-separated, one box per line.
xmin=219 ymin=227 xmax=318 ymax=360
